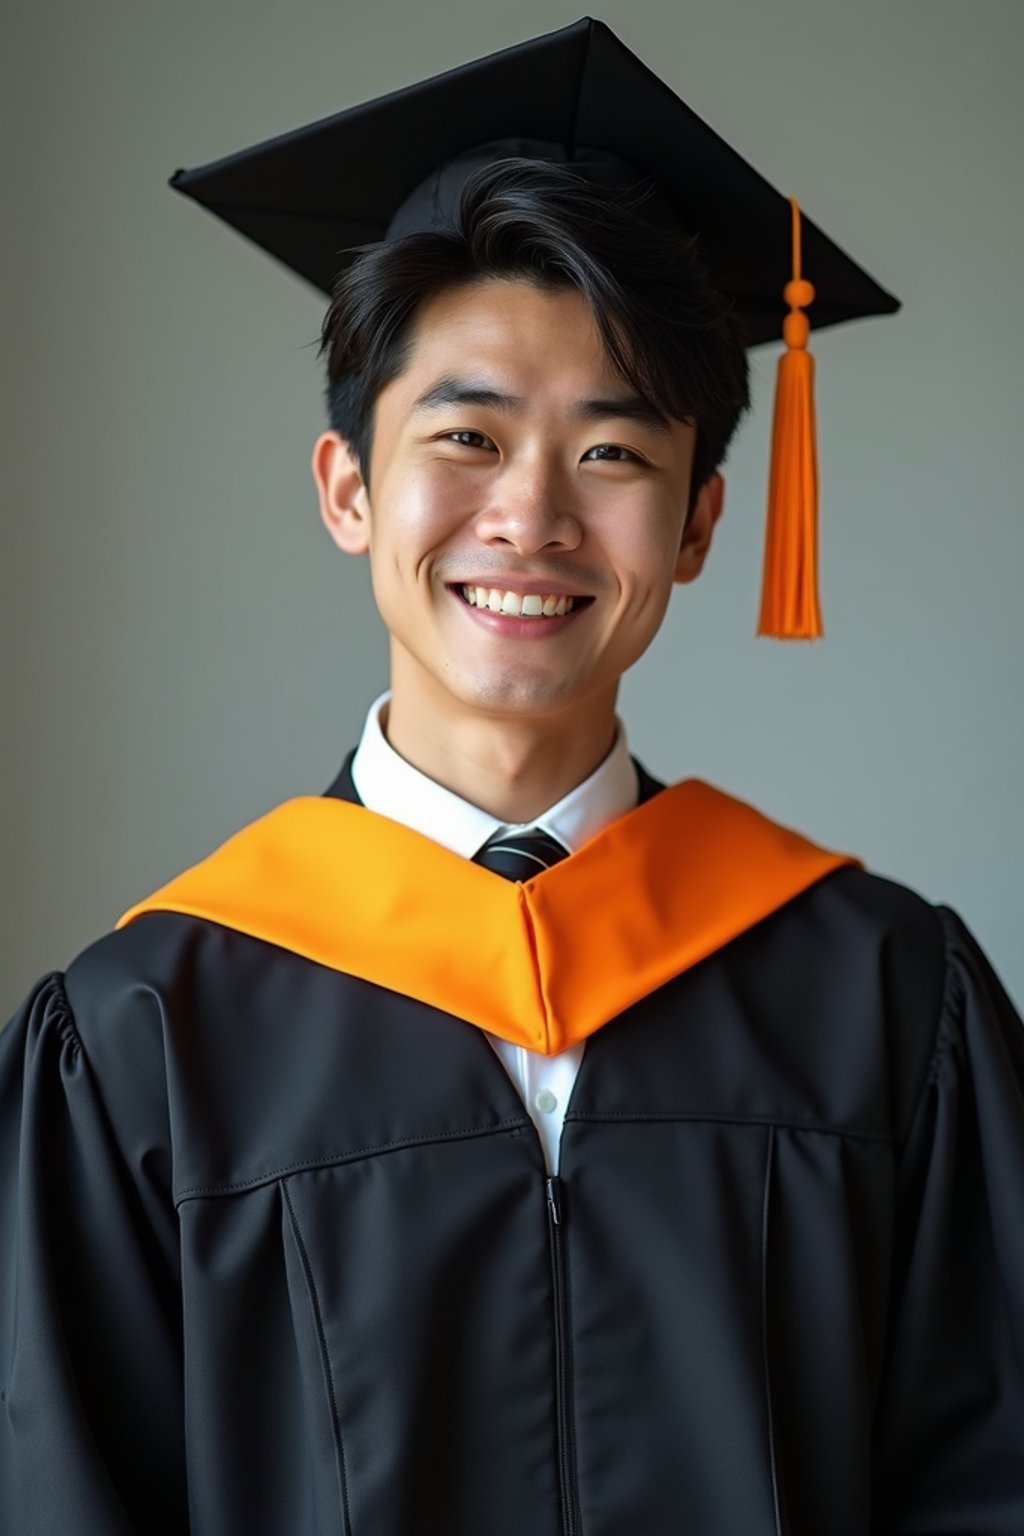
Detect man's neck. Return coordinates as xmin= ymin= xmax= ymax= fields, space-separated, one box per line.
xmin=383 ymin=681 xmax=621 ymax=826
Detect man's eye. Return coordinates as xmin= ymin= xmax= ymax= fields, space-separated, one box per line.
xmin=441 ymin=433 xmax=640 ymax=464
xmin=444 ymin=430 xmax=492 ymax=449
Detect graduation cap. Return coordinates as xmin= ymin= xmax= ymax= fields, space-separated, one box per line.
xmin=169 ymin=16 xmax=900 ymax=639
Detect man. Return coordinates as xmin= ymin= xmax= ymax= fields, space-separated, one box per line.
xmin=2 ymin=18 xmax=1022 ymax=1536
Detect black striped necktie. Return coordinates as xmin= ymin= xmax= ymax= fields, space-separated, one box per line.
xmin=472 ymin=828 xmax=570 ymax=882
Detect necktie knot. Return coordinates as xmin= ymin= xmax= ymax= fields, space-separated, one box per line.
xmin=473 ymin=828 xmax=570 ymax=882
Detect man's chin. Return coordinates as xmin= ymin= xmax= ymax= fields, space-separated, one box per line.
xmin=439 ymin=666 xmax=607 ymax=722
xmin=389 ymin=635 xmax=616 ymax=722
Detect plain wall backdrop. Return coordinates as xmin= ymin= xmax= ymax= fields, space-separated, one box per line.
xmin=2 ymin=0 xmax=1022 ymax=1019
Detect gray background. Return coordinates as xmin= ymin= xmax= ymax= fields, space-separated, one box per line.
xmin=2 ymin=0 xmax=1022 ymax=1020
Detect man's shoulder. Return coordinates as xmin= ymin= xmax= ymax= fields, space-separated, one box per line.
xmin=646 ymin=772 xmax=950 ymax=984
xmin=63 ymin=783 xmax=355 ymax=1023
xmin=806 ymin=858 xmax=946 ymax=948
xmin=57 ymin=908 xmax=211 ymax=1067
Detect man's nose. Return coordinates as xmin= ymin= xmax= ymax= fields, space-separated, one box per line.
xmin=472 ymin=459 xmax=584 ymax=553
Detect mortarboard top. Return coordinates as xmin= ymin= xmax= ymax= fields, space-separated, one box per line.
xmin=168 ymin=15 xmax=898 ymax=344
xmin=169 ymin=16 xmax=902 ymax=638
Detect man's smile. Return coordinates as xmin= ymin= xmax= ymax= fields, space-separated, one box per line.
xmin=447 ymin=581 xmax=595 ymax=636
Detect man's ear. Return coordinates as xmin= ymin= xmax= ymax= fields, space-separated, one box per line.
xmin=674 ymin=472 xmax=725 ymax=585
xmin=311 ymin=430 xmax=372 ymax=555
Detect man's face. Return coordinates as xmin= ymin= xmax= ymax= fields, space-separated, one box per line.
xmin=314 ymin=278 xmax=723 ymax=729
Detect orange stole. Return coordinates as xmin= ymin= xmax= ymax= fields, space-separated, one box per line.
xmin=116 ymin=780 xmax=860 ymax=1055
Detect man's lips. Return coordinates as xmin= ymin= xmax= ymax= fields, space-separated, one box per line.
xmin=446 ymin=578 xmax=596 ymax=600
xmin=447 ymin=584 xmax=594 ymax=634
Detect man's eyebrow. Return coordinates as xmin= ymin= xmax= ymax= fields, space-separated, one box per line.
xmin=409 ymin=376 xmax=675 ymax=434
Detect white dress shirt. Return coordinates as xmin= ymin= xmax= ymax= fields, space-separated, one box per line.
xmin=349 ymin=690 xmax=639 ymax=1175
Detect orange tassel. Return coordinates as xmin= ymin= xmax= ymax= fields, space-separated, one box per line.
xmin=757 ymin=197 xmax=822 ymax=640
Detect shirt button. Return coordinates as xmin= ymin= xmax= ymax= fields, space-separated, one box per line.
xmin=534 ymin=1088 xmax=558 ymax=1114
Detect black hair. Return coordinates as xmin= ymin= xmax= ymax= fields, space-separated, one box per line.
xmin=318 ymin=157 xmax=751 ymax=520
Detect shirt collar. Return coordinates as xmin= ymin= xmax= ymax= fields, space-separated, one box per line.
xmin=350 ymin=690 xmax=638 ymax=859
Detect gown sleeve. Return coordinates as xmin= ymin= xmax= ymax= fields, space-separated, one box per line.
xmin=873 ymin=906 xmax=1024 ymax=1535
xmin=0 ymin=969 xmax=188 ymax=1535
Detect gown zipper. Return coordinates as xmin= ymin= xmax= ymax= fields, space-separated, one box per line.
xmin=546 ymin=1174 xmax=581 ymax=1536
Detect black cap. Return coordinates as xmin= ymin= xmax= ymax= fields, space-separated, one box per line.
xmin=168 ymin=15 xmax=899 ymax=347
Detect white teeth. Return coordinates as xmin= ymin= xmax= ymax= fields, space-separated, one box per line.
xmin=460 ymin=586 xmax=579 ymax=617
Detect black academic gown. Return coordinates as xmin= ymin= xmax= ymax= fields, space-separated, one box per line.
xmin=1 ymin=754 xmax=1023 ymax=1536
